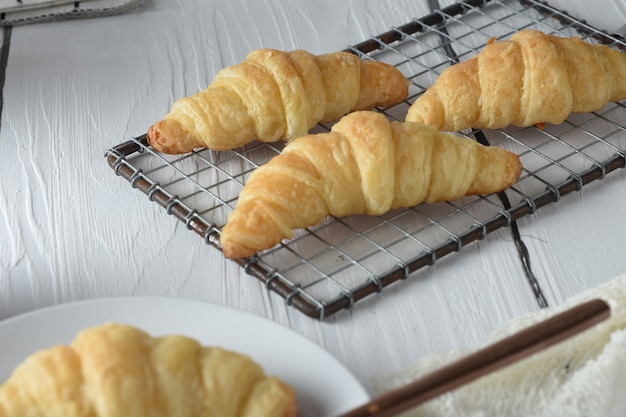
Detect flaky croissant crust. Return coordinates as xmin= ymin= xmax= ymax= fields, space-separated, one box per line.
xmin=148 ymin=48 xmax=408 ymax=153
xmin=406 ymin=30 xmax=626 ymax=131
xmin=219 ymin=111 xmax=522 ymax=259
xmin=0 ymin=323 xmax=296 ymax=417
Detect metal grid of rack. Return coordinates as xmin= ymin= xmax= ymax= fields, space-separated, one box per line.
xmin=106 ymin=0 xmax=626 ymax=319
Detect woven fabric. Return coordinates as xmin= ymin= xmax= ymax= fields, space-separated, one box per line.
xmin=0 ymin=0 xmax=143 ymax=25
xmin=374 ymin=273 xmax=626 ymax=417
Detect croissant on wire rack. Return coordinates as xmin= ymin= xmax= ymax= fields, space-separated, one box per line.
xmin=406 ymin=30 xmax=626 ymax=131
xmin=219 ymin=111 xmax=522 ymax=259
xmin=0 ymin=323 xmax=296 ymax=417
xmin=147 ymin=48 xmax=409 ymax=153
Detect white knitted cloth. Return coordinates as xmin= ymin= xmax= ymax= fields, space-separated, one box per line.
xmin=374 ymin=274 xmax=626 ymax=417
xmin=0 ymin=0 xmax=143 ymax=25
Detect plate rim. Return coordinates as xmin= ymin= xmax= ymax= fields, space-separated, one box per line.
xmin=0 ymin=295 xmax=370 ymax=417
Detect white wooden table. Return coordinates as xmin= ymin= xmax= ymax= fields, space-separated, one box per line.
xmin=1 ymin=0 xmax=626 ymax=404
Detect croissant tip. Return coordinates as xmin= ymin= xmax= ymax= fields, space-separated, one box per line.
xmin=147 ymin=119 xmax=197 ymax=154
xmin=220 ymin=226 xmax=257 ymax=259
xmin=220 ymin=242 xmax=256 ymax=260
xmin=146 ymin=121 xmax=170 ymax=152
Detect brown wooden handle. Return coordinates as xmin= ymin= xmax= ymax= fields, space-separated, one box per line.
xmin=338 ymin=298 xmax=610 ymax=417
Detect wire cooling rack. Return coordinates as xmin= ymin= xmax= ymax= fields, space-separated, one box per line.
xmin=106 ymin=0 xmax=626 ymax=319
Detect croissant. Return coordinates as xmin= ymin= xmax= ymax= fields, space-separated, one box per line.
xmin=406 ymin=30 xmax=626 ymax=131
xmin=219 ymin=111 xmax=522 ymax=259
xmin=0 ymin=323 xmax=297 ymax=417
xmin=147 ymin=48 xmax=408 ymax=153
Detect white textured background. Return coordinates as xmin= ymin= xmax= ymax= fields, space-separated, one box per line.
xmin=1 ymin=0 xmax=626 ymax=396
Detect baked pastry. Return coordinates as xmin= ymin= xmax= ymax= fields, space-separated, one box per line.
xmin=148 ymin=48 xmax=408 ymax=153
xmin=406 ymin=30 xmax=626 ymax=131
xmin=0 ymin=323 xmax=297 ymax=417
xmin=219 ymin=111 xmax=522 ymax=259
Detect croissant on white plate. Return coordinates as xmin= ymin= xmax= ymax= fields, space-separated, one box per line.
xmin=147 ymin=48 xmax=409 ymax=153
xmin=406 ymin=30 xmax=626 ymax=131
xmin=0 ymin=323 xmax=296 ymax=417
xmin=219 ymin=111 xmax=522 ymax=259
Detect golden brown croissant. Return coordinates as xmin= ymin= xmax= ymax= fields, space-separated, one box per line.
xmin=406 ymin=30 xmax=626 ymax=131
xmin=219 ymin=111 xmax=522 ymax=259
xmin=0 ymin=323 xmax=296 ymax=417
xmin=147 ymin=48 xmax=409 ymax=153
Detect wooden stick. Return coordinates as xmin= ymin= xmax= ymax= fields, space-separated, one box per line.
xmin=338 ymin=298 xmax=610 ymax=417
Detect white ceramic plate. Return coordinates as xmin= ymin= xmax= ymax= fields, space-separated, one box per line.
xmin=0 ymin=297 xmax=369 ymax=417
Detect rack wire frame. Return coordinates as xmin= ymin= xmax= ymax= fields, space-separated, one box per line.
xmin=106 ymin=0 xmax=626 ymax=320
